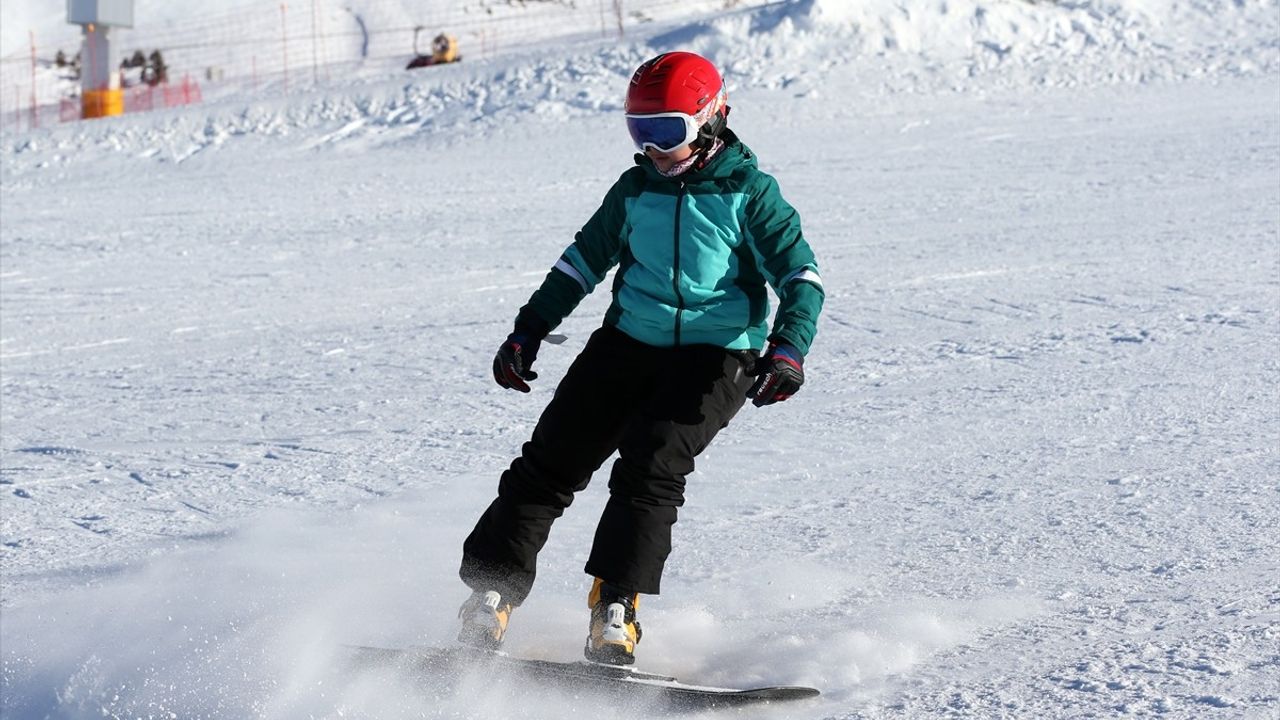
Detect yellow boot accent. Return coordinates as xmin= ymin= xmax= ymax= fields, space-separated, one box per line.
xmin=457 ymin=590 xmax=513 ymax=650
xmin=586 ymin=578 xmax=641 ymax=665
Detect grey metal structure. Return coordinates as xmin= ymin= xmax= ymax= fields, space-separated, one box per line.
xmin=66 ymin=0 xmax=135 ymax=100
xmin=67 ymin=0 xmax=134 ymax=28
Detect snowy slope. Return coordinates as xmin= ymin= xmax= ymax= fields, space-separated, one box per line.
xmin=3 ymin=1 xmax=1279 ymax=718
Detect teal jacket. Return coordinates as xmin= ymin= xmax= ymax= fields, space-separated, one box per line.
xmin=519 ymin=130 xmax=823 ymax=355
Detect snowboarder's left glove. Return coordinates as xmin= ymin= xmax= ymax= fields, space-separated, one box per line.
xmin=746 ymin=343 xmax=804 ymax=407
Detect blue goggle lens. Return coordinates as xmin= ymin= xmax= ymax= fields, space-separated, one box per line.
xmin=626 ymin=115 xmax=690 ymax=152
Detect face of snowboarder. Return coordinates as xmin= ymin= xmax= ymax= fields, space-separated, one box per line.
xmin=644 ymin=143 xmax=697 ymax=173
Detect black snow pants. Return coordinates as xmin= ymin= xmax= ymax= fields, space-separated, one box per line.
xmin=460 ymin=325 xmax=754 ymax=605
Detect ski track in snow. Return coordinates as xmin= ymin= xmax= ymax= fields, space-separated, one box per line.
xmin=2 ymin=1 xmax=1280 ymax=718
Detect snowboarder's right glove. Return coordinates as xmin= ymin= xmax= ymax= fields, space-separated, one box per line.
xmin=746 ymin=342 xmax=804 ymax=407
xmin=493 ymin=310 xmax=550 ymax=393
xmin=493 ymin=333 xmax=541 ymax=392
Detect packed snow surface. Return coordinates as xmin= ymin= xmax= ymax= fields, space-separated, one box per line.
xmin=2 ymin=1 xmax=1278 ymax=718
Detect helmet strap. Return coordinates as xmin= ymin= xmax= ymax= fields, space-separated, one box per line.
xmin=691 ymin=106 xmax=729 ymax=152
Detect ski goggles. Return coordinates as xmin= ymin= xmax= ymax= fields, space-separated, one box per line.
xmin=625 ymin=112 xmax=701 ymax=153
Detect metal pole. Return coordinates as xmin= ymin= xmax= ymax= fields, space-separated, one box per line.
xmin=29 ymin=30 xmax=39 ymax=129
xmin=280 ymin=4 xmax=289 ymax=92
xmin=84 ymin=24 xmax=97 ymax=118
xmin=310 ymin=0 xmax=318 ymax=85
xmin=317 ymin=0 xmax=329 ymax=81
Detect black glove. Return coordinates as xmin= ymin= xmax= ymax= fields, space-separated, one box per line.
xmin=746 ymin=342 xmax=804 ymax=407
xmin=493 ymin=333 xmax=542 ymax=392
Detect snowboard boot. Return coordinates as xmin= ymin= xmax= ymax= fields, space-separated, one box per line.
xmin=457 ymin=589 xmax=513 ymax=651
xmin=584 ymin=577 xmax=641 ymax=665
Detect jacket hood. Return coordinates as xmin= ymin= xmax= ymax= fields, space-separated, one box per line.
xmin=633 ymin=129 xmax=757 ymax=183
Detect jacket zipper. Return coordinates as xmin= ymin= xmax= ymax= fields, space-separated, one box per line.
xmin=672 ymin=181 xmax=687 ymax=347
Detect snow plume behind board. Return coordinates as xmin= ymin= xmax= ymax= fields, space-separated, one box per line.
xmin=0 ymin=493 xmax=1036 ymax=718
xmin=2 ymin=0 xmax=1279 ymax=718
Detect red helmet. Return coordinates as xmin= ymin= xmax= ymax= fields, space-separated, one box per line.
xmin=625 ymin=52 xmax=729 ymax=152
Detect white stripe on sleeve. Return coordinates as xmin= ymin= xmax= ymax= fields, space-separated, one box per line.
xmin=780 ymin=267 xmax=823 ymax=289
xmin=554 ymin=259 xmax=592 ymax=293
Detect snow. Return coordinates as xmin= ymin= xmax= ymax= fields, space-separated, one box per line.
xmin=2 ymin=0 xmax=1279 ymax=718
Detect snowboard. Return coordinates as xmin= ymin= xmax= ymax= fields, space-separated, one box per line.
xmin=346 ymin=644 xmax=820 ymax=709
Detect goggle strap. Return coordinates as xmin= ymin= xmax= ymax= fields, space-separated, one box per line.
xmin=692 ymin=106 xmax=729 ymax=151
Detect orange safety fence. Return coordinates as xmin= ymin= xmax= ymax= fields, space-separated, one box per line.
xmin=58 ymin=74 xmax=204 ymax=122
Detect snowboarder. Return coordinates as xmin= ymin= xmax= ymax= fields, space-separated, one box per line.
xmin=457 ymin=51 xmax=824 ymax=666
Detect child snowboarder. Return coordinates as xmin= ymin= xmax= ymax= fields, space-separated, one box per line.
xmin=457 ymin=51 xmax=824 ymax=666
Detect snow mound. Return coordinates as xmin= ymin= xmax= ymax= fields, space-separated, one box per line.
xmin=652 ymin=0 xmax=1280 ymax=92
